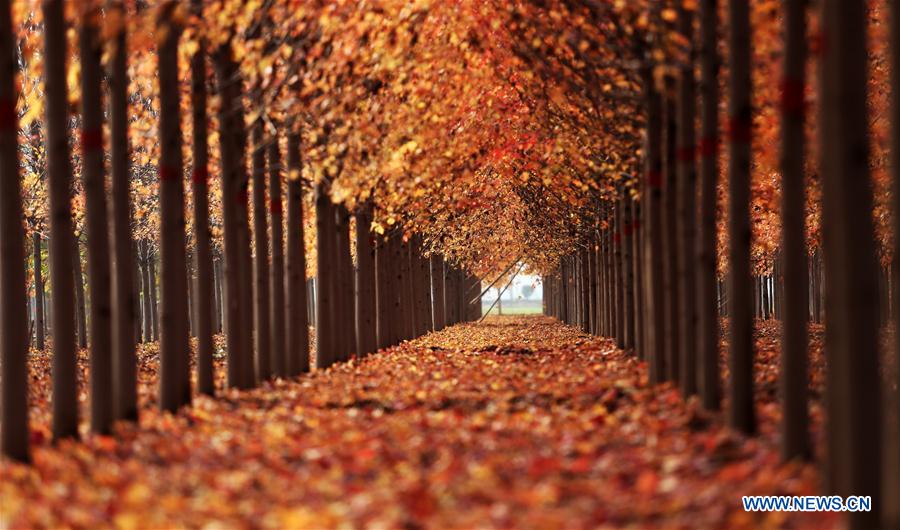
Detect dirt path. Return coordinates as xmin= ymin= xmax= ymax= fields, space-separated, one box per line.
xmin=1 ymin=316 xmax=838 ymax=529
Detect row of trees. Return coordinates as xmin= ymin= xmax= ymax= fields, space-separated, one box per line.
xmin=0 ymin=0 xmax=482 ymax=465
xmin=544 ymin=1 xmax=897 ymax=528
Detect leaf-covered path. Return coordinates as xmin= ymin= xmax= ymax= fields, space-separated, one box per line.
xmin=2 ymin=317 xmax=838 ymax=529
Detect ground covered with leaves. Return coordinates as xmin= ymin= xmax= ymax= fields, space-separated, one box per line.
xmin=2 ymin=316 xmax=839 ymax=529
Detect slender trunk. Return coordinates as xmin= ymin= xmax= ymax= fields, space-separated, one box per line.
xmin=820 ymin=0 xmax=882 ymax=524
xmin=355 ymin=203 xmax=377 ymax=355
xmin=891 ymin=0 xmax=900 ymax=519
xmin=399 ymin=237 xmax=414 ymax=337
xmin=697 ymin=0 xmax=721 ymax=411
xmin=613 ymin=202 xmax=625 ymax=347
xmin=132 ymin=241 xmax=142 ymax=344
xmin=727 ymin=0 xmax=756 ymax=435
xmin=149 ymin=254 xmax=159 ymax=341
xmin=430 ymin=256 xmax=445 ymax=331
xmin=157 ymin=2 xmax=191 ymax=410
xmin=663 ymin=84 xmax=681 ymax=383
xmin=269 ymin=131 xmax=286 ymax=377
xmin=315 ymin=183 xmax=338 ymax=368
xmin=336 ymin=205 xmax=355 ymax=359
xmin=0 ymin=0 xmax=30 ymax=461
xmin=73 ymin=236 xmax=87 ymax=349
xmin=190 ymin=0 xmax=214 ymax=395
xmin=214 ymin=258 xmax=224 ymax=334
xmin=215 ymin=45 xmax=249 ymax=388
xmin=33 ymin=233 xmax=45 ymax=350
xmin=285 ymin=129 xmax=310 ymax=375
xmin=44 ymin=0 xmax=79 ymax=440
xmin=633 ymin=201 xmax=644 ymax=360
xmin=141 ymin=242 xmax=152 ymax=343
xmin=79 ymin=6 xmax=114 ymax=434
xmin=376 ymin=235 xmax=393 ymax=348
xmin=108 ymin=0 xmax=137 ymax=422
xmin=643 ymin=66 xmax=666 ymax=384
xmin=251 ymin=122 xmax=271 ymax=381
xmin=621 ymin=195 xmax=635 ymax=348
xmin=677 ymin=3 xmax=698 ymax=397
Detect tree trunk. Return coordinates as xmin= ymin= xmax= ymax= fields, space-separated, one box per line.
xmin=141 ymin=242 xmax=152 ymax=343
xmin=336 ymin=205 xmax=356 ymax=359
xmin=633 ymin=201 xmax=644 ymax=360
xmin=251 ymin=122 xmax=271 ymax=381
xmin=697 ymin=0 xmax=721 ymax=411
xmin=621 ymin=194 xmax=635 ymax=349
xmin=355 ymin=203 xmax=377 ymax=356
xmin=285 ymin=129 xmax=310 ymax=375
xmin=376 ymin=235 xmax=393 ymax=348
xmin=108 ymin=0 xmax=137 ymax=422
xmin=643 ymin=65 xmax=666 ymax=385
xmin=0 ymin=0 xmax=30 ymax=461
xmin=677 ymin=3 xmax=698 ymax=397
xmin=269 ymin=131 xmax=286 ymax=378
xmin=781 ymin=0 xmax=812 ymax=443
xmin=663 ymin=84 xmax=681 ymax=384
xmin=190 ymin=0 xmax=214 ymax=395
xmin=33 ymin=233 xmax=45 ymax=350
xmin=430 ymin=256 xmax=445 ymax=331
xmin=149 ymin=254 xmax=159 ymax=341
xmin=44 ymin=0 xmax=79 ymax=441
xmin=315 ymin=183 xmax=338 ymax=369
xmin=727 ymin=0 xmax=756 ymax=435
xmin=820 ymin=0 xmax=882 ymax=524
xmin=79 ymin=6 xmax=114 ymax=434
xmin=399 ymin=237 xmax=414 ymax=338
xmin=73 ymin=236 xmax=87 ymax=349
xmin=215 ymin=45 xmax=250 ymax=389
xmin=157 ymin=3 xmax=191 ymax=410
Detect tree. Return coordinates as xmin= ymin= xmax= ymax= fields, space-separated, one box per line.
xmin=157 ymin=1 xmax=191 ymax=411
xmin=0 ymin=0 xmax=29 ymax=462
xmin=779 ymin=0 xmax=810 ymax=461
xmin=190 ymin=0 xmax=215 ymax=396
xmin=820 ymin=0 xmax=882 ymax=525
xmin=43 ymin=0 xmax=79 ymax=441
xmin=727 ymin=0 xmax=755 ymax=436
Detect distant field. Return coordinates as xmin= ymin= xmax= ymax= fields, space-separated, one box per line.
xmin=481 ymin=299 xmax=543 ymax=316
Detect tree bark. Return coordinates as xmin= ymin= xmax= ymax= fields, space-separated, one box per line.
xmin=44 ymin=0 xmax=79 ymax=440
xmin=157 ymin=2 xmax=191 ymax=410
xmin=820 ymin=0 xmax=882 ymax=524
xmin=79 ymin=5 xmax=114 ymax=434
xmin=643 ymin=65 xmax=666 ymax=384
xmin=149 ymin=253 xmax=159 ymax=341
xmin=73 ymin=235 xmax=87 ymax=349
xmin=430 ymin=256 xmax=445 ymax=331
xmin=697 ymin=0 xmax=721 ymax=411
xmin=727 ymin=0 xmax=756 ymax=435
xmin=141 ymin=241 xmax=152 ymax=343
xmin=285 ymin=129 xmax=310 ymax=375
xmin=355 ymin=203 xmax=377 ymax=355
xmin=315 ymin=183 xmax=338 ymax=368
xmin=251 ymin=122 xmax=271 ymax=381
xmin=0 ymin=0 xmax=30 ymax=461
xmin=215 ymin=44 xmax=250 ymax=388
xmin=108 ymin=0 xmax=138 ymax=421
xmin=677 ymin=3 xmax=698 ymax=397
xmin=663 ymin=83 xmax=680 ymax=384
xmin=33 ymin=233 xmax=45 ymax=350
xmin=376 ymin=234 xmax=393 ymax=348
xmin=335 ymin=205 xmax=355 ymax=359
xmin=269 ymin=131 xmax=286 ymax=378
xmin=190 ymin=0 xmax=214 ymax=395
